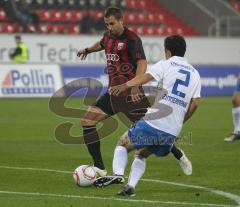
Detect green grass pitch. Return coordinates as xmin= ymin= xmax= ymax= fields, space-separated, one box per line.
xmin=0 ymin=97 xmax=240 ymax=207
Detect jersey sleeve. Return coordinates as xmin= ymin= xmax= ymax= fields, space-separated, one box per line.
xmin=192 ymin=76 xmax=201 ymax=98
xmin=128 ymin=37 xmax=146 ymax=61
xmin=99 ymin=32 xmax=107 ymax=49
xmin=147 ymin=61 xmax=165 ymax=82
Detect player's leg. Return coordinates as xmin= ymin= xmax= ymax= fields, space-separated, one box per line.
xmin=81 ymin=93 xmax=115 ymax=173
xmin=81 ymin=105 xmax=109 ymax=173
xmin=116 ymin=120 xmax=154 ymax=196
xmin=176 ymin=148 xmax=192 ymax=175
xmin=118 ymin=126 xmax=184 ymax=196
xmin=125 ymin=96 xmax=191 ymax=174
xmin=232 ymin=92 xmax=240 ymax=135
xmin=171 ymin=145 xmax=192 ymax=175
xmin=93 ymin=132 xmax=134 ymax=187
xmin=224 ymin=91 xmax=240 ymax=141
xmin=117 ymin=148 xmax=152 ymax=197
xmin=171 ymin=145 xmax=183 ymax=159
xmin=112 ymin=131 xmax=135 ymax=176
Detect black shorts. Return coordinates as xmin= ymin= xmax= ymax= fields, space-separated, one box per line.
xmin=94 ymin=92 xmax=150 ymax=123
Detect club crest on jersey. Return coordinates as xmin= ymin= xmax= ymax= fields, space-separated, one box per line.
xmin=117 ymin=42 xmax=124 ymax=50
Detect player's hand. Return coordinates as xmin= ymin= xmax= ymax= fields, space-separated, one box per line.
xmin=109 ymin=84 xmax=127 ymax=96
xmin=77 ymin=48 xmax=89 ymax=60
xmin=130 ymin=86 xmax=142 ymax=104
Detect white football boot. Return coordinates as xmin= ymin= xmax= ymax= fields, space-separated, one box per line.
xmin=224 ymin=133 xmax=240 ymax=142
xmin=93 ymin=166 xmax=107 ymax=177
xmin=178 ymin=149 xmax=192 ymax=175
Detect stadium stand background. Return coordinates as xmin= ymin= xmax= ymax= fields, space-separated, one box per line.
xmin=1 ymin=0 xmax=240 ymax=36
xmin=158 ymin=0 xmax=240 ymax=37
xmin=0 ymin=0 xmax=198 ymax=36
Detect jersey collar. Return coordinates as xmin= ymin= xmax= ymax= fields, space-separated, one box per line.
xmin=170 ymin=56 xmax=187 ymax=62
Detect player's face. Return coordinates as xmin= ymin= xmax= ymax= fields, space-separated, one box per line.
xmin=104 ymin=15 xmax=124 ymax=36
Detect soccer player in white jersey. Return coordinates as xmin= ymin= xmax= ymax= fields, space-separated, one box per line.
xmin=224 ymin=76 xmax=240 ymax=141
xmin=94 ymin=35 xmax=201 ymax=196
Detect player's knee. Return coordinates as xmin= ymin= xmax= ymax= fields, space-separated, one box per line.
xmin=232 ymin=96 xmax=237 ymax=106
xmin=117 ymin=139 xmax=134 ymax=152
xmin=232 ymin=98 xmax=238 ymax=107
xmin=232 ymin=93 xmax=240 ymax=107
xmin=117 ymin=132 xmax=130 ymax=146
xmin=117 ymin=140 xmax=130 ymax=151
xmin=135 ymin=154 xmax=147 ymax=161
xmin=135 ymin=149 xmax=151 ymax=158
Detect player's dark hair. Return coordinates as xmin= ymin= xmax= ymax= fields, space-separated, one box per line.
xmin=164 ymin=35 xmax=186 ymax=57
xmin=104 ymin=6 xmax=123 ymax=20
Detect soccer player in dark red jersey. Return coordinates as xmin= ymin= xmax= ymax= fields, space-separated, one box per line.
xmin=77 ymin=7 xmax=186 ymax=176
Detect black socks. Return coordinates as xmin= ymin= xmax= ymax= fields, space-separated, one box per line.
xmin=171 ymin=144 xmax=183 ymax=160
xmin=82 ymin=125 xmax=105 ymax=170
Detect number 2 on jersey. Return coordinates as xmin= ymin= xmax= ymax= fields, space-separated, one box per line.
xmin=172 ymin=69 xmax=190 ymax=98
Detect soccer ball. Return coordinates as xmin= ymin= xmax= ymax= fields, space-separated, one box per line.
xmin=73 ymin=165 xmax=97 ymax=187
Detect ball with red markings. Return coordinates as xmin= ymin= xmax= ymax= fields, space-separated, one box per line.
xmin=73 ymin=165 xmax=96 ymax=187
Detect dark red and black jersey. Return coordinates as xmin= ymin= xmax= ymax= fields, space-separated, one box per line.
xmin=100 ymin=27 xmax=146 ymax=89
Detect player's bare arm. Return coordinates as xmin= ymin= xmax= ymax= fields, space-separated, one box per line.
xmin=109 ymin=73 xmax=153 ymax=96
xmin=184 ymin=98 xmax=200 ymax=123
xmin=77 ymin=41 xmax=103 ymax=60
xmin=130 ymin=59 xmax=148 ymax=104
xmin=136 ymin=59 xmax=147 ymax=76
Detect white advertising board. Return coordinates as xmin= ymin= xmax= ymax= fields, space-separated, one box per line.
xmin=0 ymin=34 xmax=239 ymax=65
xmin=0 ymin=64 xmax=63 ymax=97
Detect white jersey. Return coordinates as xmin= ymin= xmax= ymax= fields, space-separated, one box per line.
xmin=144 ymin=56 xmax=201 ymax=136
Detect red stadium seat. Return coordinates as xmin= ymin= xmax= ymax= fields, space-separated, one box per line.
xmin=154 ymin=26 xmax=164 ymax=35
xmin=71 ymin=10 xmax=87 ymax=22
xmin=50 ymin=10 xmax=62 ymax=22
xmin=135 ymin=13 xmax=144 ymax=24
xmin=52 ymin=24 xmax=65 ymax=33
xmin=0 ymin=23 xmax=20 ymax=33
xmin=126 ymin=0 xmax=136 ymax=9
xmin=39 ymin=9 xmax=51 ymax=21
xmin=136 ymin=26 xmax=144 ymax=35
xmin=176 ymin=28 xmax=183 ymax=35
xmin=39 ymin=23 xmax=53 ymax=33
xmin=126 ymin=0 xmax=145 ymax=10
xmin=126 ymin=0 xmax=146 ymax=9
xmin=68 ymin=24 xmax=79 ymax=34
xmin=61 ymin=10 xmax=72 ymax=22
xmin=92 ymin=10 xmax=103 ymax=21
xmin=229 ymin=1 xmax=240 ymax=11
xmin=155 ymin=13 xmax=164 ymax=23
xmin=124 ymin=12 xmax=135 ymax=23
xmin=138 ymin=0 xmax=146 ymax=9
xmin=143 ymin=26 xmax=154 ymax=35
xmin=27 ymin=24 xmax=37 ymax=33
xmin=0 ymin=8 xmax=6 ymax=21
xmin=164 ymin=27 xmax=174 ymax=35
xmin=145 ymin=13 xmax=155 ymax=23
xmin=39 ymin=24 xmax=47 ymax=33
